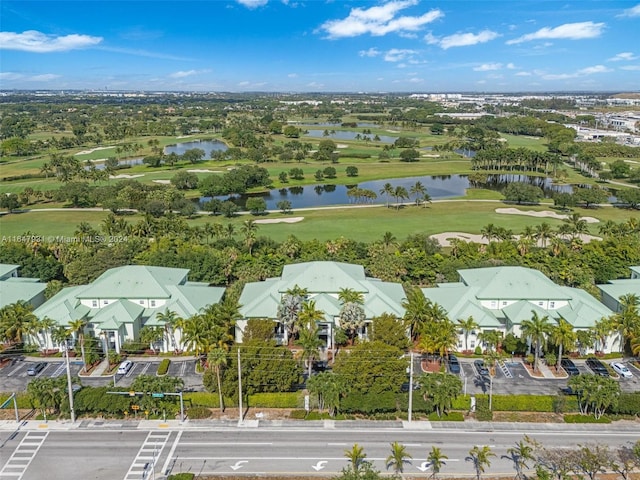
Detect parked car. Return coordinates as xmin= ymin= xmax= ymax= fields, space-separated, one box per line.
xmin=474 ymin=359 xmax=489 ymax=376
xmin=611 ymin=362 xmax=633 ymax=378
xmin=560 ymin=386 xmax=576 ymax=395
xmin=448 ymin=354 xmax=461 ymax=374
xmin=560 ymin=358 xmax=579 ymax=376
xmin=27 ymin=362 xmax=46 ymax=376
xmin=117 ymin=360 xmax=133 ymax=375
xmin=586 ymin=357 xmax=609 ymax=377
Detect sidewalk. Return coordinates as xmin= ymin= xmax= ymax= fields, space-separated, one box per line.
xmin=88 ymin=359 xmax=110 ymax=377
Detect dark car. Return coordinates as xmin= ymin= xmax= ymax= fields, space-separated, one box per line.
xmin=560 ymin=386 xmax=577 ymax=395
xmin=586 ymin=357 xmax=609 ymax=377
xmin=448 ymin=354 xmax=461 ymax=374
xmin=561 ymin=358 xmax=579 ymax=376
xmin=27 ymin=362 xmax=46 ymax=376
xmin=474 ymin=359 xmax=489 ymax=376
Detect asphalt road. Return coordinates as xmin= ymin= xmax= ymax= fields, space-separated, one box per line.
xmin=1 ymin=425 xmax=638 ymax=479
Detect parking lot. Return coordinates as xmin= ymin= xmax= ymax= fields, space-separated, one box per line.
xmin=0 ymin=357 xmax=201 ymax=392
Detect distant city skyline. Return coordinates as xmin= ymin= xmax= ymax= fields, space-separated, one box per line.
xmin=1 ymin=1 xmax=639 ymax=93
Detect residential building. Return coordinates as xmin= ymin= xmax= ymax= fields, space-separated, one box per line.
xmin=238 ymin=261 xmax=406 ymax=348
xmin=597 ymin=266 xmax=640 ymax=313
xmin=0 ymin=264 xmax=47 ymax=309
xmin=33 ymin=265 xmax=224 ymax=353
xmin=421 ymin=266 xmax=616 ymax=353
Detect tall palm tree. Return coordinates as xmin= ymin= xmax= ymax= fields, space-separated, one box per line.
xmin=534 ymin=222 xmax=554 ymax=248
xmin=338 ymin=288 xmax=366 ymax=343
xmin=593 ymin=316 xmax=613 ymax=353
xmin=344 ymin=443 xmax=367 ymax=475
xmin=410 ymin=181 xmax=426 ymax=206
xmin=156 ymin=309 xmax=183 ymax=353
xmin=298 ymin=324 xmax=323 ymax=377
xmin=504 ymin=439 xmax=535 ymax=480
xmin=427 ymin=446 xmax=448 ymax=480
xmin=277 ymin=285 xmax=308 ymax=345
xmin=380 ymin=182 xmax=394 ymax=208
xmin=240 ymin=219 xmax=258 ymax=256
xmin=612 ymin=294 xmax=640 ymax=354
xmin=207 ymin=347 xmax=227 ymax=412
xmin=466 ymin=445 xmax=495 ymax=480
xmin=481 ymin=223 xmax=499 ymax=243
xmin=393 ymin=185 xmax=409 ymax=209
xmin=403 ymin=287 xmax=430 ymax=342
xmin=457 ymin=316 xmax=479 ymax=352
xmin=520 ymin=311 xmax=552 ymax=373
xmin=386 ymin=441 xmax=412 ymax=475
xmin=550 ymin=319 xmax=576 ymax=370
xmin=68 ymin=318 xmax=88 ymax=373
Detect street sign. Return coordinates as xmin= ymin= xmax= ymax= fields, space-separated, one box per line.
xmin=129 ymin=391 xmax=136 ymax=397
xmin=131 ymin=405 xmax=140 ymax=410
xmin=152 ymin=393 xmax=164 ymax=398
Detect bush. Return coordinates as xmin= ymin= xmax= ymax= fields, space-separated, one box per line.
xmin=168 ymin=474 xmax=195 ymax=480
xmin=396 ymin=393 xmax=433 ymax=414
xmin=564 ymin=414 xmax=611 ymax=423
xmin=428 ymin=411 xmax=464 ymax=421
xmin=451 ymin=396 xmax=471 ymax=410
xmin=611 ymin=392 xmax=640 ymax=415
xmin=186 ymin=406 xmax=211 ymax=419
xmin=157 ymin=359 xmax=170 ymax=376
xmin=474 ymin=346 xmax=482 ymax=355
xmin=248 ymin=392 xmax=300 ymax=408
xmin=342 ymin=392 xmax=396 ymax=414
xmin=474 ymin=396 xmax=493 ymax=421
xmin=289 ymin=409 xmax=307 ymax=419
xmin=119 ymin=341 xmax=147 ymax=354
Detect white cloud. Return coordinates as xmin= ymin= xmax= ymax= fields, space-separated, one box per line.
xmin=384 ymin=48 xmax=417 ymax=62
xmin=473 ymin=63 xmax=502 ymax=71
xmin=408 ymin=77 xmax=423 ymax=83
xmin=0 ymin=30 xmax=102 ymax=52
xmin=169 ymin=70 xmax=200 ymax=79
xmin=620 ymin=65 xmax=640 ymax=71
xmin=238 ymin=81 xmax=251 ymax=86
xmin=236 ymin=0 xmax=268 ymax=8
xmin=540 ymin=64 xmax=611 ymax=80
xmin=0 ymin=72 xmax=60 ymax=82
xmin=617 ymin=3 xmax=640 ymax=17
xmin=287 ymin=73 xmax=298 ymax=78
xmin=359 ymin=47 xmax=381 ymax=57
xmin=506 ymin=63 xmax=517 ymax=69
xmin=27 ymin=74 xmax=61 ymax=81
xmin=320 ymin=0 xmax=443 ymax=39
xmin=515 ymin=71 xmax=532 ymax=76
xmin=506 ymin=21 xmax=604 ymax=45
xmin=307 ymin=81 xmax=325 ymax=88
xmin=0 ymin=72 xmax=24 ymax=80
xmin=608 ymin=52 xmax=637 ymax=62
xmin=426 ymin=29 xmax=500 ymax=49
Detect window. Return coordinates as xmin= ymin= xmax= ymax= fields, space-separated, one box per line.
xmin=150 ymin=300 xmax=156 ymax=307
xmin=103 ymin=300 xmax=109 ymax=305
xmin=470 ymin=341 xmax=476 ymax=348
xmin=549 ymin=301 xmax=555 ymax=308
xmin=538 ymin=301 xmax=544 ymax=307
xmin=490 ymin=301 xmax=497 ymax=308
xmin=139 ymin=300 xmax=145 ymax=305
xmin=502 ymin=301 xmax=507 ymax=306
xmin=92 ymin=300 xmax=98 ymax=308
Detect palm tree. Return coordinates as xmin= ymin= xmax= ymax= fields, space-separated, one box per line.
xmin=612 ymin=294 xmax=640 ymax=354
xmin=338 ymin=288 xmax=366 ymax=343
xmin=344 ymin=443 xmax=367 ymax=475
xmin=381 ymin=231 xmax=397 ymax=249
xmin=298 ymin=323 xmax=323 ymax=377
xmin=593 ymin=317 xmax=613 ymax=353
xmin=427 ymin=446 xmax=448 ymax=479
xmin=504 ymin=439 xmax=535 ymax=480
xmin=481 ymin=223 xmax=499 ymax=243
xmin=550 ymin=319 xmax=576 ymax=370
xmin=156 ymin=309 xmax=183 ymax=353
xmin=277 ymin=285 xmax=308 ymax=345
xmin=207 ymin=347 xmax=227 ymax=412
xmin=479 ymin=329 xmax=502 ymax=353
xmin=466 ymin=445 xmax=495 ymax=480
xmin=520 ymin=311 xmax=552 ymax=373
xmin=535 ymin=222 xmax=554 ymax=248
xmin=403 ymin=287 xmax=430 ymax=342
xmin=457 ymin=316 xmax=479 ymax=352
xmin=240 ymin=219 xmax=258 ymax=256
xmin=380 ymin=182 xmax=394 ymax=208
xmin=410 ymin=181 xmax=426 ymax=206
xmin=386 ymin=441 xmax=412 ymax=475
xmin=68 ymin=318 xmax=88 ymax=373
xmin=140 ymin=325 xmax=164 ymax=354
xmin=393 ymin=185 xmax=409 ymax=209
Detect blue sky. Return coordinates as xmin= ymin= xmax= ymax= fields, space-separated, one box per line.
xmin=1 ymin=0 xmax=639 ymax=92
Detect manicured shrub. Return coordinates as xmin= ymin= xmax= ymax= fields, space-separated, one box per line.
xmin=186 ymin=406 xmax=211 ymax=419
xmin=289 ymin=409 xmax=307 ymax=419
xmin=564 ymin=414 xmax=611 ymax=423
xmin=168 ymin=473 xmax=195 ymax=480
xmin=474 ymin=396 xmax=493 ymax=421
xmin=428 ymin=411 xmax=464 ymax=421
xmin=396 ymin=393 xmax=434 ymax=414
xmin=157 ymin=359 xmax=170 ymax=376
xmin=184 ymin=392 xmax=219 ymax=408
xmin=611 ymin=392 xmax=640 ymax=415
xmin=451 ymin=396 xmax=471 ymax=410
xmin=248 ymin=392 xmax=300 ymax=408
xmin=342 ymin=392 xmax=396 ymax=414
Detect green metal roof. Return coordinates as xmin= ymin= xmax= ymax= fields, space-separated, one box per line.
xmin=598 ymin=280 xmax=640 ymax=302
xmin=278 ymin=261 xmax=368 ymax=293
xmin=558 ymin=286 xmax=613 ymax=328
xmin=458 ymin=266 xmax=571 ymax=300
xmin=0 ymin=264 xmax=19 ymax=279
xmin=33 ymin=286 xmax=90 ymax=325
xmin=0 ymin=281 xmax=46 ymax=308
xmin=502 ymin=301 xmax=549 ymax=326
xmin=91 ymin=300 xmax=144 ymax=329
xmin=77 ymin=266 xmax=189 ymax=299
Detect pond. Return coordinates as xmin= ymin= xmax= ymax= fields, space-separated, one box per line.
xmin=303 ymin=130 xmax=398 ymax=144
xmin=164 ymin=139 xmax=228 ymax=158
xmin=196 ymin=174 xmax=573 ymax=211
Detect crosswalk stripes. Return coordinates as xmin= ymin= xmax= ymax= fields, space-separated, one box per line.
xmin=123 ymin=431 xmax=172 ymax=480
xmin=0 ymin=431 xmax=49 ymax=479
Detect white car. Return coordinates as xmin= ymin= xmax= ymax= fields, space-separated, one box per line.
xmin=117 ymin=360 xmax=132 ymax=375
xmin=611 ymin=362 xmax=633 ymax=378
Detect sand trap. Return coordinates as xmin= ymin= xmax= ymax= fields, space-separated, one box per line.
xmin=109 ymin=174 xmax=145 ymax=179
xmin=386 ymin=129 xmax=400 ymax=133
xmin=423 ymin=154 xmax=441 ymax=158
xmin=496 ymin=208 xmax=599 ymax=223
xmin=336 ymin=144 xmax=348 ymax=149
xmin=430 ymin=231 xmax=601 ymax=247
xmin=254 ymin=217 xmax=304 ymax=224
xmin=75 ymin=146 xmax=114 ymax=156
xmin=187 ymin=169 xmax=222 ymax=173
xmin=153 ymin=179 xmax=171 ymax=184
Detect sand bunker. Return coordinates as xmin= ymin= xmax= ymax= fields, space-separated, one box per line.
xmin=187 ymin=169 xmax=222 ymax=173
xmin=75 ymin=146 xmax=114 ymax=155
xmin=430 ymin=231 xmax=601 ymax=247
xmin=336 ymin=144 xmax=348 ymax=149
xmin=254 ymin=217 xmax=304 ymax=224
xmin=109 ymin=174 xmax=145 ymax=179
xmin=423 ymin=154 xmax=441 ymax=158
xmin=496 ymin=208 xmax=599 ymax=223
xmin=153 ymin=179 xmax=171 ymax=184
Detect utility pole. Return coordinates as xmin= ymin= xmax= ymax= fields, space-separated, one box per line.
xmin=65 ymin=340 xmax=76 ymax=423
xmin=237 ymin=348 xmax=243 ymax=424
xmin=408 ymin=350 xmax=414 ymax=423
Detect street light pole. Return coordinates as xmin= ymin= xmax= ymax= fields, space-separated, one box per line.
xmin=65 ymin=340 xmax=76 ymax=423
xmin=408 ymin=350 xmax=414 ymax=423
xmin=237 ymin=348 xmax=243 ymax=424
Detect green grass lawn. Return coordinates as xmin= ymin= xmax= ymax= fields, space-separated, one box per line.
xmin=4 ymin=199 xmax=634 ymax=243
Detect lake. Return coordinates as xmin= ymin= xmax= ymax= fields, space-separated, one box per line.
xmin=196 ymin=174 xmax=572 ymax=210
xmin=303 ymin=130 xmax=398 ymax=144
xmin=164 ymin=139 xmax=228 ymax=158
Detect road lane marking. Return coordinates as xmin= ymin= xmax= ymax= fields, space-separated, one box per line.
xmin=123 ymin=430 xmax=172 ymax=480
xmin=161 ymin=430 xmax=183 ymax=475
xmin=179 ymin=442 xmax=273 ymax=446
xmin=0 ymin=432 xmax=49 ymax=479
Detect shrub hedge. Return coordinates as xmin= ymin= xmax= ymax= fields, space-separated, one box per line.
xmin=186 ymin=406 xmax=211 ymax=419
xmin=474 ymin=394 xmax=579 ymax=412
xmin=248 ymin=392 xmax=300 ymax=408
xmin=341 ymin=392 xmax=396 ymax=413
xmin=168 ymin=474 xmax=195 ymax=480
xmin=428 ymin=411 xmax=464 ymax=421
xmin=610 ymin=392 xmax=640 ymax=415
xmin=157 ymin=359 xmax=170 ymax=376
xmin=564 ymin=414 xmax=612 ymax=423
